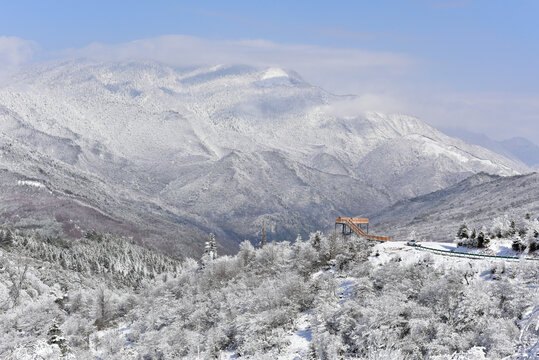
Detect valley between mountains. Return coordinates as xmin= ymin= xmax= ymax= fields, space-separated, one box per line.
xmin=0 ymin=61 xmax=531 ymax=256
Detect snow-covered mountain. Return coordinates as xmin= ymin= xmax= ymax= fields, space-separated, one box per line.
xmin=0 ymin=132 xmax=214 ymax=256
xmin=0 ymin=60 xmax=530 ymax=254
xmin=441 ymin=127 xmax=539 ymax=169
xmin=371 ymin=172 xmax=539 ymax=241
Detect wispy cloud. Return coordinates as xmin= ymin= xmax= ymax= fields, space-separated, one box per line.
xmin=0 ymin=36 xmax=37 ymax=81
xmin=6 ymin=34 xmax=539 ymax=143
xmin=415 ymin=92 xmax=539 ymax=141
xmin=61 ymin=34 xmax=416 ymax=94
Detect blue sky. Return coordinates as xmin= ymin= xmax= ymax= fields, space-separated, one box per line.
xmin=1 ymin=0 xmax=538 ymax=140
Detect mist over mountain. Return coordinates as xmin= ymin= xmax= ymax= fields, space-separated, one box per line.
xmin=440 ymin=127 xmax=539 ymax=169
xmin=499 ymin=137 xmax=539 ymax=169
xmin=0 ymin=60 xmax=530 ymax=254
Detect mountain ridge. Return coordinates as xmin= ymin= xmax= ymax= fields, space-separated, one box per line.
xmin=0 ymin=60 xmax=531 ymax=254
xmin=371 ymin=171 xmax=539 ymax=241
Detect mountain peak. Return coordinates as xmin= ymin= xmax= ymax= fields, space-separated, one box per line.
xmin=261 ymin=67 xmax=289 ymax=80
xmin=0 ymin=59 xmax=531 ymax=251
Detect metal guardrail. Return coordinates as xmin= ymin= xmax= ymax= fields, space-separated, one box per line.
xmin=411 ymin=244 xmax=539 ymax=261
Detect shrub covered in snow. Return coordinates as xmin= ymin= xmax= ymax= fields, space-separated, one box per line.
xmin=0 ymin=228 xmax=536 ymax=359
xmin=457 ymin=214 xmax=539 ymax=253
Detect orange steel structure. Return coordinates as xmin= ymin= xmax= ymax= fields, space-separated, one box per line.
xmin=335 ymin=217 xmax=391 ymax=242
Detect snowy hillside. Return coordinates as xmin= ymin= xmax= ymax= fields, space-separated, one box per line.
xmin=371 ymin=172 xmax=539 ymax=241
xmin=0 ymin=60 xmax=530 ymax=253
xmin=1 ymin=229 xmax=536 ymax=359
xmin=0 ymin=133 xmax=210 ymax=257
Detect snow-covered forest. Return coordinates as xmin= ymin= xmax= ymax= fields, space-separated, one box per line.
xmin=455 ymin=214 xmax=539 ymax=254
xmin=0 ymin=227 xmax=537 ymax=359
xmin=3 ymin=2 xmax=539 ymax=358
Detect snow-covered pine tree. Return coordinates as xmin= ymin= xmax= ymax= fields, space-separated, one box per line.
xmin=94 ymin=287 xmax=113 ymax=330
xmin=209 ymin=233 xmax=217 ymax=260
xmin=47 ymin=321 xmax=68 ymax=355
xmin=512 ymin=240 xmax=526 ymax=252
xmin=477 ymin=231 xmax=489 ymax=248
xmin=201 ymin=233 xmax=218 ymax=266
xmin=0 ymin=229 xmax=13 ymax=247
xmin=525 ymin=228 xmax=538 ymax=252
xmin=261 ymin=222 xmax=266 ymax=248
xmin=310 ymin=231 xmax=321 ymax=252
xmin=508 ymin=220 xmax=517 ymax=237
xmin=457 ymin=223 xmax=469 ymax=239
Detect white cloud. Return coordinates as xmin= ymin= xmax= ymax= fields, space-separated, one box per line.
xmin=5 ymin=34 xmax=538 ymax=143
xmin=0 ymin=36 xmax=37 ymax=81
xmin=61 ymin=34 xmax=416 ymax=94
xmin=414 ymin=92 xmax=539 ymax=141
xmin=324 ymin=94 xmax=409 ymax=118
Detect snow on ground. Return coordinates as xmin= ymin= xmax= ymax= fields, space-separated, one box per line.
xmin=221 ymin=350 xmax=238 ymax=359
xmin=370 ymin=241 xmax=420 ymax=267
xmin=261 ymin=67 xmax=289 ymax=80
xmin=277 ymin=312 xmax=313 ymax=360
xmin=17 ymin=180 xmax=46 ymax=188
xmin=418 ymin=240 xmax=521 ymax=257
xmin=370 ymin=240 xmax=537 ymax=268
xmin=336 ymin=277 xmax=356 ymax=302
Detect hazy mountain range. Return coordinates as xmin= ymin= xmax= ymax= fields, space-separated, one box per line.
xmin=0 ymin=60 xmax=532 ymax=255
xmin=441 ymin=127 xmax=539 ymax=169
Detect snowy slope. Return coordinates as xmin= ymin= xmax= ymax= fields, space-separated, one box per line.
xmin=0 ymin=60 xmax=531 ymax=253
xmin=0 ymin=132 xmax=211 ymax=256
xmin=1 ymin=222 xmax=536 ymax=359
xmin=370 ymin=172 xmax=539 ymax=241
xmin=0 ymin=60 xmax=526 ymax=179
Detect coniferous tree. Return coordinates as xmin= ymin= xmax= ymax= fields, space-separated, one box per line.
xmin=512 ymin=240 xmax=526 ymax=252
xmin=477 ymin=231 xmax=488 ymax=248
xmin=508 ymin=220 xmax=517 ymax=237
xmin=261 ymin=222 xmax=266 ymax=248
xmin=311 ymin=231 xmax=322 ymax=252
xmin=0 ymin=229 xmax=13 ymax=247
xmin=201 ymin=233 xmax=218 ymax=266
xmin=94 ymin=287 xmax=113 ymax=330
xmin=47 ymin=321 xmax=68 ymax=355
xmin=457 ymin=223 xmax=469 ymax=239
xmin=209 ymin=233 xmax=217 ymax=260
